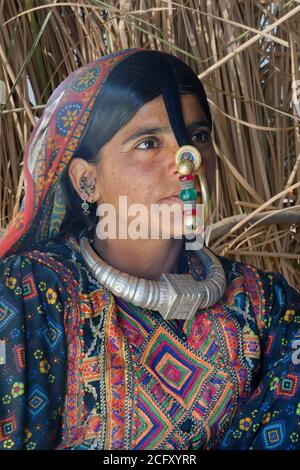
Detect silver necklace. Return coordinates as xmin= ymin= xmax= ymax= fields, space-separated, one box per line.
xmin=79 ymin=237 xmax=227 ymax=320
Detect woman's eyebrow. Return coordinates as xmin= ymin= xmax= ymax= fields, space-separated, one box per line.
xmin=122 ymin=120 xmax=210 ymax=145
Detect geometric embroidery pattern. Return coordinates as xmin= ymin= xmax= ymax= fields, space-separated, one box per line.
xmin=134 ymin=386 xmax=173 ymax=449
xmin=0 ymin=296 xmax=19 ymax=332
xmin=71 ymin=66 xmax=101 ymax=93
xmin=242 ymin=326 xmax=260 ymax=359
xmin=0 ymin=414 xmax=17 ymax=441
xmin=38 ymin=317 xmax=63 ymax=351
xmin=276 ymin=374 xmax=298 ymax=398
xmin=81 ymin=357 xmax=100 ymax=382
xmin=13 ymin=344 xmax=25 ymax=372
xmin=265 ymin=334 xmax=274 ymax=355
xmin=22 ymin=273 xmax=38 ymax=301
xmin=142 ymin=327 xmax=214 ymax=409
xmin=28 ymin=385 xmax=49 ymax=417
xmin=56 ymin=103 xmax=83 ymax=137
xmin=262 ymin=421 xmax=285 ymax=449
xmin=115 ymin=299 xmax=154 ymax=353
xmin=85 ymin=414 xmax=101 ymax=439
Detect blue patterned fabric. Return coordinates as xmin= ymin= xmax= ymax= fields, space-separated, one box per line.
xmin=0 ymin=246 xmax=67 ymax=449
xmin=218 ymin=271 xmax=300 ymax=450
xmin=0 ymin=232 xmax=299 ymax=449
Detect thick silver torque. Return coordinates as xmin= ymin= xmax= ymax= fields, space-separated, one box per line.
xmin=79 ymin=237 xmax=227 ymax=320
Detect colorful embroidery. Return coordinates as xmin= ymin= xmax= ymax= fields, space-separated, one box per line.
xmin=0 ymin=414 xmax=17 ymax=442
xmin=28 ymin=385 xmax=49 ymax=416
xmin=263 ymin=421 xmax=285 ymax=449
xmin=71 ymin=66 xmax=101 ymax=93
xmin=276 ymin=374 xmax=298 ymax=398
xmin=12 ymin=344 xmax=25 ymax=372
xmin=38 ymin=318 xmax=63 ymax=351
xmin=0 ymin=297 xmax=19 ymax=332
xmin=56 ymin=103 xmax=83 ymax=136
xmin=0 ymin=233 xmax=299 ymax=450
xmin=242 ymin=325 xmax=260 ymax=360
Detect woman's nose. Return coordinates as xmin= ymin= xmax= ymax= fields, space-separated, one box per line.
xmin=165 ymin=137 xmax=180 ymax=175
xmin=165 ymin=138 xmax=210 ymax=181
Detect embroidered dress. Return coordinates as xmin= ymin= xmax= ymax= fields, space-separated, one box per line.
xmin=0 ymin=48 xmax=299 ymax=450
xmin=0 ymin=232 xmax=299 ymax=450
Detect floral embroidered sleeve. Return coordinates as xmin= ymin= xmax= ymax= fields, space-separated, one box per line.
xmin=219 ymin=268 xmax=300 ymax=450
xmin=0 ymin=254 xmax=67 ymax=450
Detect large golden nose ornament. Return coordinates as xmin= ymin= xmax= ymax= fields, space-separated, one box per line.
xmin=175 ymin=145 xmax=201 ymax=171
xmin=175 ymin=145 xmax=210 ymax=231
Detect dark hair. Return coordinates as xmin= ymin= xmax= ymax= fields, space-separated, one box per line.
xmin=59 ymin=50 xmax=212 ymax=237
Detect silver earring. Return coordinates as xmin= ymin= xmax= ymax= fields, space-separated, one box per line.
xmin=80 ymin=177 xmax=95 ymax=216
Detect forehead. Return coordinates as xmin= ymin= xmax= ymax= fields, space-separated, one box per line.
xmin=128 ymin=94 xmax=206 ymax=125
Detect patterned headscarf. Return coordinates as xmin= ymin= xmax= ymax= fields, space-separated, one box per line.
xmin=0 ymin=47 xmax=211 ymax=259
xmin=0 ymin=48 xmax=144 ymax=259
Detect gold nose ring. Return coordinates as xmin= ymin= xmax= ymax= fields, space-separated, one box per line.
xmin=175 ymin=145 xmax=210 ymax=231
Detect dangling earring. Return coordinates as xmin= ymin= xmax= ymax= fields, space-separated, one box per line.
xmin=80 ymin=176 xmax=95 ymax=216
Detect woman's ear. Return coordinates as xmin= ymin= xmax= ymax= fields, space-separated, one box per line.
xmin=68 ymin=158 xmax=100 ymax=201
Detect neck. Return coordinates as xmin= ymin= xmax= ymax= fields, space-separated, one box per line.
xmin=92 ymin=236 xmax=184 ymax=281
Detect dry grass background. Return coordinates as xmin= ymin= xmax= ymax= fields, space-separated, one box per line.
xmin=0 ymin=0 xmax=299 ymax=289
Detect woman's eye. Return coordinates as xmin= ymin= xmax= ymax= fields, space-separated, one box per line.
xmin=190 ymin=130 xmax=210 ymax=144
xmin=135 ymin=138 xmax=159 ymax=150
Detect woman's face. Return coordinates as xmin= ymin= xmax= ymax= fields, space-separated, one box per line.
xmin=93 ymin=93 xmax=217 ymax=239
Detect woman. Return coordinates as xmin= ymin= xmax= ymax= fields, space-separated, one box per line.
xmin=0 ymin=48 xmax=299 ymax=450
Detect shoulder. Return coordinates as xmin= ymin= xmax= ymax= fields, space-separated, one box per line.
xmin=217 ymin=252 xmax=282 ymax=289
xmin=1 ymin=232 xmax=79 ymax=274
xmin=217 ymin=252 xmax=299 ymax=297
xmin=216 ymin=252 xmax=300 ymax=327
xmin=0 ymin=233 xmax=83 ymax=299
xmin=0 ymin=247 xmax=66 ymax=310
xmin=0 ymin=232 xmax=103 ymax=305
